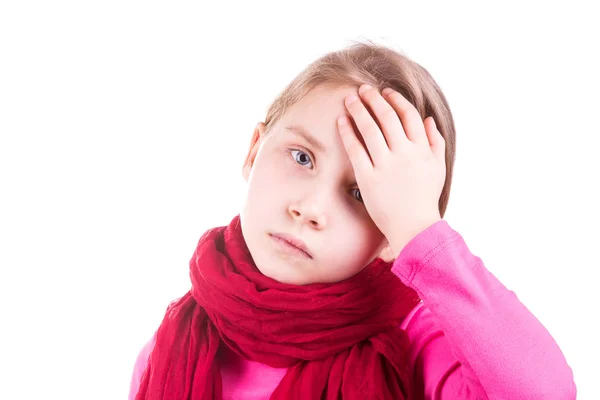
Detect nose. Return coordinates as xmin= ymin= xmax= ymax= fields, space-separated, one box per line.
xmin=288 ymin=200 xmax=328 ymax=229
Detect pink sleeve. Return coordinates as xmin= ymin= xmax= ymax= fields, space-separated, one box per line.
xmin=392 ymin=220 xmax=576 ymax=400
xmin=128 ymin=334 xmax=156 ymax=400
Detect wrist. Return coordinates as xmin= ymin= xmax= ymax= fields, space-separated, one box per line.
xmin=388 ymin=217 xmax=441 ymax=256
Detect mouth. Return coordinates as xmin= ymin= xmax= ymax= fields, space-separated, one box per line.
xmin=269 ymin=233 xmax=312 ymax=259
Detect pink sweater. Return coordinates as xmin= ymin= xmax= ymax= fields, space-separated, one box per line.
xmin=129 ymin=220 xmax=576 ymax=399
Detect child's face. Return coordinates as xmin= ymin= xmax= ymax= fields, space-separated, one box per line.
xmin=240 ymin=84 xmax=389 ymax=285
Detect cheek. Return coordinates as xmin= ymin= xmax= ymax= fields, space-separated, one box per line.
xmin=325 ymin=217 xmax=382 ymax=262
xmin=260 ymin=155 xmax=290 ymax=186
xmin=245 ymin=153 xmax=289 ymax=207
xmin=345 ymin=222 xmax=381 ymax=250
xmin=254 ymin=150 xmax=304 ymax=191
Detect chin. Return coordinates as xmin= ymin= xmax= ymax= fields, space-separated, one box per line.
xmin=275 ymin=276 xmax=305 ymax=285
xmin=257 ymin=264 xmax=310 ymax=285
xmin=261 ymin=268 xmax=301 ymax=285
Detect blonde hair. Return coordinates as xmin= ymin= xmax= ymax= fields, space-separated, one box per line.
xmin=246 ymin=40 xmax=456 ymax=218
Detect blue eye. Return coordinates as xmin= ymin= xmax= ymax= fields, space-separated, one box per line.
xmin=350 ymin=188 xmax=363 ymax=203
xmin=290 ymin=149 xmax=313 ymax=168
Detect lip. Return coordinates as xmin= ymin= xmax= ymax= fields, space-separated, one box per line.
xmin=270 ymin=233 xmax=312 ymax=258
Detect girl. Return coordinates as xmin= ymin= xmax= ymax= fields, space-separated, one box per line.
xmin=129 ymin=42 xmax=576 ymax=399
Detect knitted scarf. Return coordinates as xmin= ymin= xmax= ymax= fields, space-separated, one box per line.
xmin=135 ymin=215 xmax=420 ymax=399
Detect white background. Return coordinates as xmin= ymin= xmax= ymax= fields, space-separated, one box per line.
xmin=1 ymin=1 xmax=598 ymax=399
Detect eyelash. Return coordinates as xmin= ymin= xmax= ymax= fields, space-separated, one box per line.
xmin=287 ymin=148 xmax=363 ymax=203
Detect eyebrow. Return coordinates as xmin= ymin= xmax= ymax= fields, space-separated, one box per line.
xmin=284 ymin=125 xmax=326 ymax=152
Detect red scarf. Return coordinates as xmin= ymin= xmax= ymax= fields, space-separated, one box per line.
xmin=135 ymin=215 xmax=420 ymax=399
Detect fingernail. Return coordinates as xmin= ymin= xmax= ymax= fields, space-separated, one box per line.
xmin=358 ymin=84 xmax=372 ymax=95
xmin=346 ymin=95 xmax=359 ymax=105
xmin=382 ymin=88 xmax=394 ymax=96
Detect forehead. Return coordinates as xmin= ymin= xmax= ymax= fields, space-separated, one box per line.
xmin=277 ymin=84 xmax=360 ymax=148
xmin=287 ymin=84 xmax=359 ymax=116
xmin=275 ymin=84 xmax=362 ymax=179
xmin=279 ymin=83 xmax=368 ymax=150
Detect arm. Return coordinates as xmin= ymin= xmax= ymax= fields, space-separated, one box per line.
xmin=128 ymin=335 xmax=156 ymax=400
xmin=393 ymin=220 xmax=576 ymax=400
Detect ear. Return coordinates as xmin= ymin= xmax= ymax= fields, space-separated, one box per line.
xmin=377 ymin=240 xmax=396 ymax=262
xmin=242 ymin=122 xmax=267 ymax=181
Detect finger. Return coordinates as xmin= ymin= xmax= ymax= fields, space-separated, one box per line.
xmin=357 ymin=84 xmax=408 ymax=151
xmin=381 ymin=88 xmax=428 ymax=145
xmin=344 ymin=94 xmax=389 ymax=167
xmin=425 ymin=116 xmax=446 ymax=160
xmin=337 ymin=115 xmax=373 ymax=175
